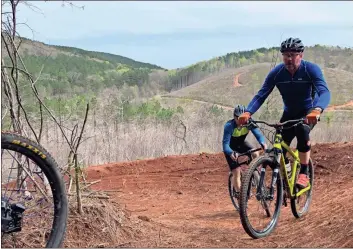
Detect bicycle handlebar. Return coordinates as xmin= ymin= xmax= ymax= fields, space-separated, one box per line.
xmin=246 ymin=118 xmax=306 ymax=130
xmin=234 ymin=147 xmax=263 ymax=166
xmin=236 ymin=147 xmax=263 ymax=157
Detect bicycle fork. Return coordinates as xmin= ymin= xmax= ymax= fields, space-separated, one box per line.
xmin=256 ymin=165 xmax=279 ymax=202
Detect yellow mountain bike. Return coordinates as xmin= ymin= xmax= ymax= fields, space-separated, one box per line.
xmin=238 ymin=118 xmax=314 ymax=239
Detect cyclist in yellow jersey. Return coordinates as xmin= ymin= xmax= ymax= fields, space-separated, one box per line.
xmin=223 ymin=104 xmax=268 ymax=198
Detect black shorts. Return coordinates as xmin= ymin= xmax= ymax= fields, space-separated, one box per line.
xmin=224 ymin=141 xmax=254 ymax=171
xmin=280 ymin=111 xmax=315 ymax=153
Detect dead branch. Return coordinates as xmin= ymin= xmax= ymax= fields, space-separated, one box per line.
xmin=74 ymin=153 xmax=83 ymax=214
xmin=174 ymin=118 xmax=189 ymax=155
xmin=75 ymin=103 xmax=89 ymax=153
xmin=96 ymin=190 xmax=123 ymax=193
xmin=1 ymin=22 xmax=41 ymax=141
xmin=68 ymin=193 xmax=109 ymax=199
xmin=81 ymin=179 xmax=101 ymax=190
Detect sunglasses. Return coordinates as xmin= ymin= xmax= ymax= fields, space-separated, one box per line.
xmin=282 ymin=52 xmax=301 ymax=58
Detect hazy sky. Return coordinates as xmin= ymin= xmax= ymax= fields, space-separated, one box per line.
xmin=11 ymin=1 xmax=353 ymax=69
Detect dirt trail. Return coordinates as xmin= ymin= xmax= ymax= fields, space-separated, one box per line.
xmin=326 ymin=100 xmax=353 ymax=111
xmin=159 ymin=72 xmax=245 ymax=111
xmin=160 ymin=95 xmax=233 ymax=111
xmin=86 ymin=142 xmax=353 ymax=247
xmin=233 ymin=72 xmax=244 ymax=87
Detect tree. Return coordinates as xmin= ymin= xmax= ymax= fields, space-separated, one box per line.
xmin=1 ymin=0 xmax=91 ymax=215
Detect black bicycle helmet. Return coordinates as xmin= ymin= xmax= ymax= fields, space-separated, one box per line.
xmin=280 ymin=37 xmax=305 ymax=53
xmin=233 ymin=104 xmax=245 ymax=117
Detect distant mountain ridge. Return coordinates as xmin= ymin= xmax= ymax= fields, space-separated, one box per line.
xmin=13 ymin=36 xmax=165 ymax=70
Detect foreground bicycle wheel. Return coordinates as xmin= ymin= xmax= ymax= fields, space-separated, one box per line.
xmin=239 ymin=156 xmax=283 ymax=239
xmin=290 ymin=158 xmax=314 ymax=218
xmin=1 ymin=132 xmax=68 ymax=248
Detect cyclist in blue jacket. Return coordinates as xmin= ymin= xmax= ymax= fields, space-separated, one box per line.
xmin=223 ymin=104 xmax=267 ymax=198
xmin=238 ymin=37 xmax=331 ymax=189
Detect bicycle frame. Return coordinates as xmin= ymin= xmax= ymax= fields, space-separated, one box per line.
xmin=271 ymin=131 xmax=311 ymax=199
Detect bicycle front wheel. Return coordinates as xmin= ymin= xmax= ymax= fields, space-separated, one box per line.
xmin=1 ymin=132 xmax=68 ymax=248
xmin=239 ymin=155 xmax=283 ymax=239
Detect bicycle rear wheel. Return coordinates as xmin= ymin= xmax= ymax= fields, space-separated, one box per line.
xmin=1 ymin=132 xmax=68 ymax=248
xmin=290 ymin=158 xmax=314 ymax=218
xmin=239 ymin=155 xmax=283 ymax=239
xmin=228 ymin=172 xmax=240 ymax=211
xmin=228 ymin=167 xmax=261 ymax=212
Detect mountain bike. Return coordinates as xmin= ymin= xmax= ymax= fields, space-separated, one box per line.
xmin=1 ymin=131 xmax=68 ymax=248
xmin=238 ymin=118 xmax=314 ymax=239
xmin=228 ymin=147 xmax=262 ymax=212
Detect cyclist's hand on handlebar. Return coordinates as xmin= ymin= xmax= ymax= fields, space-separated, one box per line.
xmin=305 ymin=109 xmax=321 ymax=125
xmin=261 ymin=143 xmax=268 ymax=150
xmin=230 ymin=151 xmax=238 ymax=161
xmin=238 ymin=112 xmax=251 ymax=125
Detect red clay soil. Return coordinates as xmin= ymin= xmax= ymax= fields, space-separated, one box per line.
xmin=85 ymin=142 xmax=353 ymax=248
xmin=326 ymin=100 xmax=353 ymax=111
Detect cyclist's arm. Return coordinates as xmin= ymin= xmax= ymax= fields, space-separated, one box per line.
xmin=222 ymin=122 xmax=234 ymax=156
xmin=245 ymin=68 xmax=277 ymax=114
xmin=250 ymin=125 xmax=266 ymax=147
xmin=308 ymin=63 xmax=331 ymax=111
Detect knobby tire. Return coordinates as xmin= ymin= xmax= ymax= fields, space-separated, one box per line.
xmin=1 ymin=132 xmax=68 ymax=248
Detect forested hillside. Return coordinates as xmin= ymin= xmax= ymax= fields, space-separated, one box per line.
xmin=2 ymin=36 xmax=166 ymax=97
xmin=166 ymin=45 xmax=353 ymax=92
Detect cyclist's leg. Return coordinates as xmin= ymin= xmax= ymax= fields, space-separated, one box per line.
xmin=233 ymin=142 xmax=255 ymax=190
xmin=241 ymin=140 xmax=260 ymax=159
xmin=295 ymin=123 xmax=315 ymax=188
xmin=224 ymin=152 xmax=241 ymax=193
xmin=280 ymin=113 xmax=296 ymax=161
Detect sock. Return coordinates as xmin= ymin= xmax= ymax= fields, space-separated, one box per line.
xmin=299 ymin=164 xmax=309 ymax=175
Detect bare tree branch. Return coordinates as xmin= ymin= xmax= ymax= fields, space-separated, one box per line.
xmin=75 ymin=104 xmax=89 ymax=153
xmin=2 ymin=0 xmax=90 ymax=214
xmin=21 ymin=1 xmax=44 ymax=15
xmin=2 ymin=35 xmax=41 ymax=142
xmin=2 ymin=104 xmax=9 ymax=121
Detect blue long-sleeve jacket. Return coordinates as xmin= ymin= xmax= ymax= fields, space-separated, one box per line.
xmin=246 ymin=60 xmax=331 ymax=116
xmin=222 ymin=119 xmax=265 ymax=156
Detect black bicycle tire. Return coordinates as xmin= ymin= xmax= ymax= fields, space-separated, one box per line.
xmin=239 ymin=155 xmax=283 ymax=239
xmin=1 ymin=132 xmax=68 ymax=248
xmin=228 ymin=173 xmax=240 ymax=211
xmin=290 ymin=158 xmax=314 ymax=218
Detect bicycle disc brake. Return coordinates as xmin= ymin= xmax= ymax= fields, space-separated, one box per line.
xmin=1 ymin=197 xmax=26 ymax=233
